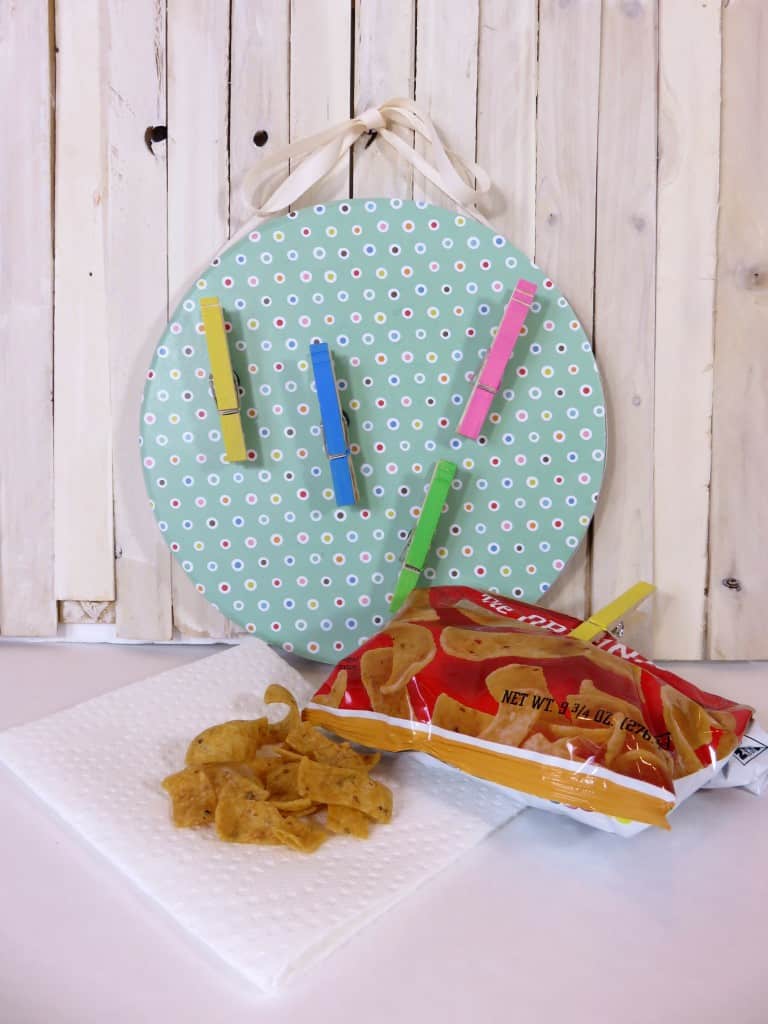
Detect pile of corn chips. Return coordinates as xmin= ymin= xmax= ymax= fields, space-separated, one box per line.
xmin=162 ymin=684 xmax=392 ymax=853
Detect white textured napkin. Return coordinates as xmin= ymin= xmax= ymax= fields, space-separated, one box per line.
xmin=0 ymin=641 xmax=523 ymax=991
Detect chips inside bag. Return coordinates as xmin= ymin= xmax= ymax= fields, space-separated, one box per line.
xmin=305 ymin=586 xmax=755 ymax=835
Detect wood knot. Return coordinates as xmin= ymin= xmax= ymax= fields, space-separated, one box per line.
xmin=742 ymin=266 xmax=766 ymax=290
xmin=145 ymin=125 xmax=167 ymax=154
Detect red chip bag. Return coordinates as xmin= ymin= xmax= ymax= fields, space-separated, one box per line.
xmin=305 ymin=587 xmax=754 ymax=835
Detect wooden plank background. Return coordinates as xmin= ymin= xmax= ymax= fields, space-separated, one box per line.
xmin=1 ymin=0 xmax=765 ymax=660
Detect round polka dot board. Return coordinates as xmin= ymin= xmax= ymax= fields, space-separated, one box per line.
xmin=140 ymin=198 xmax=606 ymax=661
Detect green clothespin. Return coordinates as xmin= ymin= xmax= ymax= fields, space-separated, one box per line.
xmin=389 ymin=459 xmax=457 ymax=612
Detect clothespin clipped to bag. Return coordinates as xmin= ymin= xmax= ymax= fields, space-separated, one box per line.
xmin=390 ymin=460 xmax=457 ymax=612
xmin=568 ymin=582 xmax=656 ymax=642
xmin=310 ymin=341 xmax=359 ymax=506
xmin=199 ymin=296 xmax=248 ymax=462
xmin=457 ymin=279 xmax=537 ymax=440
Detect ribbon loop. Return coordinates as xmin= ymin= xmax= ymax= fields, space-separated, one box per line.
xmin=235 ymin=97 xmax=493 ymax=240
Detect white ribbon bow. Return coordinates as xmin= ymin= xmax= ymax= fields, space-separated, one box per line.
xmin=237 ymin=97 xmax=492 ymax=232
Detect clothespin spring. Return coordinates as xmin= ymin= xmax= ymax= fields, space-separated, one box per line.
xmin=208 ymin=370 xmax=242 ymax=416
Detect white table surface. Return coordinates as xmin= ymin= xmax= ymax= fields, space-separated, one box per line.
xmin=1 ymin=641 xmax=767 ymax=1024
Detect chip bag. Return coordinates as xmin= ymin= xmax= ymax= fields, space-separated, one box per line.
xmin=305 ymin=586 xmax=754 ymax=836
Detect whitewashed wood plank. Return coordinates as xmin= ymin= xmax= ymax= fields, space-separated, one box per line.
xmin=591 ymin=0 xmax=657 ymax=651
xmin=226 ymin=1 xmax=290 ymax=637
xmin=654 ymin=0 xmax=721 ymax=658
xmin=60 ymin=600 xmax=116 ymax=625
xmin=535 ymin=0 xmax=601 ymax=620
xmin=708 ymin=0 xmax=768 ymax=659
xmin=0 ymin=0 xmax=56 ymax=635
xmin=229 ymin=0 xmax=290 ymax=234
xmin=476 ymin=0 xmax=537 ymax=251
xmin=353 ymin=0 xmax=415 ymax=199
xmin=53 ymin=1 xmax=115 ymax=601
xmin=167 ymin=0 xmax=232 ymax=637
xmin=414 ymin=0 xmax=479 ymax=208
xmin=105 ymin=0 xmax=172 ymax=640
xmin=167 ymin=0 xmax=230 ymax=305
xmin=290 ymin=0 xmax=352 ymax=206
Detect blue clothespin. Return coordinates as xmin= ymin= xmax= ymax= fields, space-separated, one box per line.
xmin=310 ymin=341 xmax=359 ymax=506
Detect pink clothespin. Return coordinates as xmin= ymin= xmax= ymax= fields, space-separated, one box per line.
xmin=457 ymin=279 xmax=538 ymax=440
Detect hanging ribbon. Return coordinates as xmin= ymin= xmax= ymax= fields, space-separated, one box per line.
xmin=235 ymin=97 xmax=493 ymax=237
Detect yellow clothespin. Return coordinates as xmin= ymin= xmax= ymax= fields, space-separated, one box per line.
xmin=568 ymin=582 xmax=656 ymax=642
xmin=199 ymin=296 xmax=248 ymax=462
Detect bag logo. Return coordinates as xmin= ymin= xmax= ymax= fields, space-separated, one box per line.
xmin=733 ymin=734 xmax=768 ymax=766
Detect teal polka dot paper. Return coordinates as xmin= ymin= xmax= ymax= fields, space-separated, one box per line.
xmin=140 ymin=199 xmax=606 ymax=661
